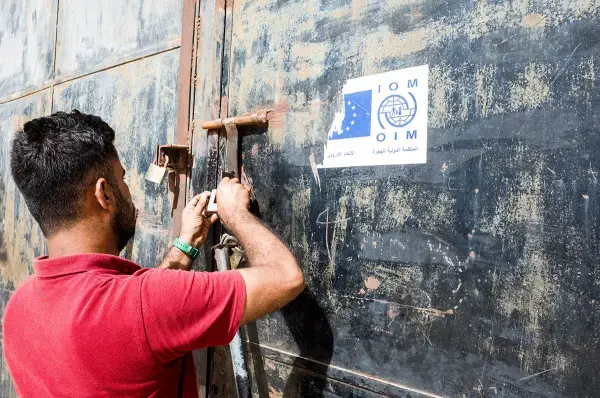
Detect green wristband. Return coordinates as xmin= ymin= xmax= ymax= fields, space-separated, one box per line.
xmin=173 ymin=238 xmax=200 ymax=260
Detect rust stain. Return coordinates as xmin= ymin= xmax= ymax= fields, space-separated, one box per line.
xmin=268 ymin=387 xmax=284 ymax=398
xmin=264 ymin=359 xmax=276 ymax=371
xmin=264 ymin=99 xmax=289 ymax=128
xmin=416 ymin=307 xmax=454 ymax=318
xmin=365 ymin=276 xmax=381 ymax=290
xmin=167 ymin=37 xmax=182 ymax=47
xmin=521 ymin=13 xmax=546 ymax=28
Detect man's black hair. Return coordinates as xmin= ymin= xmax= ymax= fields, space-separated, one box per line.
xmin=11 ymin=110 xmax=119 ymax=236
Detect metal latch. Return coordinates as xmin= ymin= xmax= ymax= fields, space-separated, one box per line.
xmin=201 ymin=110 xmax=271 ymax=214
xmin=145 ymin=144 xmax=190 ymax=184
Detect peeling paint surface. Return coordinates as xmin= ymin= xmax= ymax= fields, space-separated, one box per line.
xmin=225 ymin=0 xmax=600 ymax=396
xmin=55 ymin=0 xmax=183 ymax=77
xmin=0 ymin=0 xmax=57 ymax=99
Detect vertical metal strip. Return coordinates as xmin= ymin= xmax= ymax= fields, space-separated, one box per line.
xmin=223 ymin=121 xmax=239 ymax=177
xmin=171 ymin=0 xmax=200 ymax=241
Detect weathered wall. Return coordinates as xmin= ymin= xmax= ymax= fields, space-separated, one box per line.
xmin=55 ymin=0 xmax=183 ymax=77
xmin=0 ymin=0 xmax=184 ymax=396
xmin=219 ymin=0 xmax=600 ymax=396
xmin=0 ymin=0 xmax=57 ymax=99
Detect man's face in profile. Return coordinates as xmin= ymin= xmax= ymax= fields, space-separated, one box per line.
xmin=110 ymin=159 xmax=137 ymax=251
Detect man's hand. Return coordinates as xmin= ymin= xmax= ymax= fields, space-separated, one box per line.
xmin=179 ymin=192 xmax=219 ymax=248
xmin=216 ymin=177 xmax=251 ymax=229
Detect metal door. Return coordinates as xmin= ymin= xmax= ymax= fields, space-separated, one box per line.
xmin=194 ymin=0 xmax=600 ymax=397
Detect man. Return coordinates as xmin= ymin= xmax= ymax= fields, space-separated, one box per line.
xmin=3 ymin=110 xmax=304 ymax=396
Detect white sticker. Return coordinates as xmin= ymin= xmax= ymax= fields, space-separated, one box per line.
xmin=319 ymin=65 xmax=429 ymax=168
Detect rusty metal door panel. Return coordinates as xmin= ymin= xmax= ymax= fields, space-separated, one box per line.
xmin=0 ymin=0 xmax=58 ymax=100
xmin=55 ymin=0 xmax=183 ymax=78
xmin=0 ymin=91 xmax=52 ymax=397
xmin=190 ymin=0 xmax=225 ymax=201
xmin=191 ymin=0 xmax=228 ymax=188
xmin=209 ymin=0 xmax=600 ymax=396
xmin=51 ymin=49 xmax=180 ymax=267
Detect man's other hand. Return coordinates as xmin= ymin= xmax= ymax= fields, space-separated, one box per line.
xmin=216 ymin=177 xmax=251 ymax=229
xmin=179 ymin=192 xmax=219 ymax=248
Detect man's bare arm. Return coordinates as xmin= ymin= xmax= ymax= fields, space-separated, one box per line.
xmin=217 ymin=178 xmax=305 ymax=325
xmin=159 ymin=192 xmax=217 ymax=270
xmin=159 ymin=247 xmax=193 ymax=270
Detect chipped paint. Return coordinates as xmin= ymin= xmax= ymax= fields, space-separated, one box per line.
xmin=55 ymin=0 xmax=183 ymax=77
xmin=509 ymin=64 xmax=551 ymax=111
xmin=0 ymin=0 xmax=57 ymax=99
xmin=364 ymin=277 xmax=381 ymax=290
xmin=521 ymin=13 xmax=547 ymax=28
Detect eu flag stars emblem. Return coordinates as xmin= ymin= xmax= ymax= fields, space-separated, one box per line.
xmin=329 ymin=90 xmax=372 ymax=140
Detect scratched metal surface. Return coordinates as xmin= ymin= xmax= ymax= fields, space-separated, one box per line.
xmin=218 ymin=0 xmax=600 ymax=396
xmin=0 ymin=0 xmax=57 ymax=100
xmin=0 ymin=91 xmax=52 ymax=397
xmin=54 ymin=0 xmax=183 ymax=78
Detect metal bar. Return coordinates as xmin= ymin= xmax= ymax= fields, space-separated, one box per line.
xmin=170 ymin=0 xmax=199 ymax=242
xmin=200 ymin=110 xmax=271 ymax=130
xmin=214 ymin=247 xmax=251 ymax=398
xmin=175 ymin=0 xmax=197 ymax=143
xmin=223 ymin=121 xmax=239 ymax=178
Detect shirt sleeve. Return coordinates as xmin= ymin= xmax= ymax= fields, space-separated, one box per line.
xmin=139 ymin=268 xmax=246 ymax=364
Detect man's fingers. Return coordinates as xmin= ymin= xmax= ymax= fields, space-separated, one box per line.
xmin=193 ymin=192 xmax=211 ymax=215
xmin=186 ymin=194 xmax=204 ymax=210
xmin=230 ymin=178 xmax=240 ymax=184
xmin=209 ymin=214 xmax=219 ymax=224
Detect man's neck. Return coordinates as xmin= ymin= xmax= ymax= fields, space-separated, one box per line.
xmin=46 ymin=223 xmax=119 ymax=258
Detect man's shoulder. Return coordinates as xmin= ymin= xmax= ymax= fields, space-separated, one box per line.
xmin=6 ymin=275 xmax=35 ymax=303
xmin=3 ymin=275 xmax=35 ymax=330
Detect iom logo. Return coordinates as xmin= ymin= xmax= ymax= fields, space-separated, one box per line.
xmin=377 ymin=93 xmax=417 ymax=128
xmin=329 ymin=78 xmax=421 ymax=141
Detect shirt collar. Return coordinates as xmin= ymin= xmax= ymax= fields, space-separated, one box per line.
xmin=34 ymin=253 xmax=141 ymax=278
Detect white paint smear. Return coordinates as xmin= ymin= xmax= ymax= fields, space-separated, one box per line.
xmin=319 ymin=65 xmax=429 ymax=168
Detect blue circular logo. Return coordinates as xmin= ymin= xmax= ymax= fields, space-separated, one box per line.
xmin=377 ymin=93 xmax=417 ymax=128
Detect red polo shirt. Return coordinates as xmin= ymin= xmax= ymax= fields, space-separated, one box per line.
xmin=2 ymin=254 xmax=246 ymax=397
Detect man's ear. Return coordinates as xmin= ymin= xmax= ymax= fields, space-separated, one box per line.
xmin=94 ymin=178 xmax=112 ymax=210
